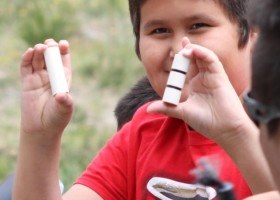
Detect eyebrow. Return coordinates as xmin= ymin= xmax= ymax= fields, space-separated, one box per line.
xmin=142 ymin=14 xmax=218 ymax=30
xmin=142 ymin=20 xmax=165 ymax=30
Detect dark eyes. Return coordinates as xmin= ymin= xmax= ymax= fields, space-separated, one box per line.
xmin=191 ymin=23 xmax=209 ymax=30
xmin=150 ymin=23 xmax=209 ymax=35
xmin=152 ymin=28 xmax=170 ymax=34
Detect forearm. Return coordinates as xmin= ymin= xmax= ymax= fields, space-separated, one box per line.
xmin=244 ymin=191 xmax=280 ymax=200
xmin=13 ymin=132 xmax=63 ymax=200
xmin=218 ymin=119 xmax=276 ymax=194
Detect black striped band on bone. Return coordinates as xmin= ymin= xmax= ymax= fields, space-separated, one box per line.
xmin=166 ymin=68 xmax=187 ymax=91
xmin=166 ymin=85 xmax=182 ymax=91
xmin=171 ymin=68 xmax=187 ymax=75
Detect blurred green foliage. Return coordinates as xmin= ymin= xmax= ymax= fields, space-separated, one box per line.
xmin=0 ymin=0 xmax=144 ymax=190
xmin=18 ymin=0 xmax=78 ymax=46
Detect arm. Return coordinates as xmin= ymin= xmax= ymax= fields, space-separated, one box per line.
xmin=13 ymin=39 xmax=103 ymax=200
xmin=147 ymin=41 xmax=276 ymax=194
xmin=13 ymin=39 xmax=73 ymax=200
xmin=244 ymin=191 xmax=280 ymax=200
xmin=63 ymin=185 xmax=103 ymax=200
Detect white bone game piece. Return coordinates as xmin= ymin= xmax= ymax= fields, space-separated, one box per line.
xmin=44 ymin=46 xmax=69 ymax=95
xmin=162 ymin=53 xmax=190 ymax=105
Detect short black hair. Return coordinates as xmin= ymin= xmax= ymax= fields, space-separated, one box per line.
xmin=250 ymin=0 xmax=280 ymax=135
xmin=129 ymin=0 xmax=252 ymax=58
xmin=114 ymin=76 xmax=160 ymax=130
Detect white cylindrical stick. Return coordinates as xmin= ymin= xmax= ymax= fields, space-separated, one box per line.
xmin=44 ymin=46 xmax=69 ymax=95
xmin=166 ymin=71 xmax=186 ymax=88
xmin=162 ymin=53 xmax=190 ymax=105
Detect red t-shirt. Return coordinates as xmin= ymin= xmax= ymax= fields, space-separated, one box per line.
xmin=75 ymin=103 xmax=251 ymax=199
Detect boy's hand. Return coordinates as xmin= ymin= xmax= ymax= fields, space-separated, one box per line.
xmin=147 ymin=43 xmax=250 ymax=144
xmin=20 ymin=39 xmax=74 ymax=140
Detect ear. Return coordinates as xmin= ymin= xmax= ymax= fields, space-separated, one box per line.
xmin=249 ymin=29 xmax=259 ymax=53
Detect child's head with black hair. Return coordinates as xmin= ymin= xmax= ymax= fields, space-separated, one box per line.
xmin=250 ymin=0 xmax=280 ymax=134
xmin=248 ymin=0 xmax=280 ymax=191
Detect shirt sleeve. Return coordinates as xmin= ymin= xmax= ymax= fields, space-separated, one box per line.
xmin=74 ymin=123 xmax=131 ymax=200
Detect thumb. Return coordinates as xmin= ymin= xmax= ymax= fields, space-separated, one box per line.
xmin=147 ymin=100 xmax=186 ymax=121
xmin=54 ymin=93 xmax=74 ymax=116
xmin=42 ymin=93 xmax=74 ymax=134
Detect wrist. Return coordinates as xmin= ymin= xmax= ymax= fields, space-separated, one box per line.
xmin=20 ymin=128 xmax=63 ymax=149
xmin=215 ymin=117 xmax=259 ymax=151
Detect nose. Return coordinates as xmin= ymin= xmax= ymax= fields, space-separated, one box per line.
xmin=169 ymin=36 xmax=191 ymax=58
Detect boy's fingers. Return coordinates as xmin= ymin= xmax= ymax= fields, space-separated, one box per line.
xmin=186 ymin=62 xmax=198 ymax=82
xmin=58 ymin=40 xmax=70 ymax=55
xmin=20 ymin=48 xmax=35 ymax=77
xmin=32 ymin=44 xmax=47 ymax=72
xmin=44 ymin=39 xmax=71 ymax=70
xmin=44 ymin=39 xmax=72 ymax=84
xmin=44 ymin=39 xmax=71 ymax=65
xmin=44 ymin=38 xmax=58 ymax=47
xmin=191 ymin=46 xmax=223 ymax=73
xmin=59 ymin=40 xmax=72 ymax=72
xmin=21 ymin=48 xmax=34 ymax=67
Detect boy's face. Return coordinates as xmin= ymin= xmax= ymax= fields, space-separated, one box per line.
xmin=139 ymin=0 xmax=255 ymax=100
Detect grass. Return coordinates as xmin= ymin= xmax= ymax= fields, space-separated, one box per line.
xmin=0 ymin=0 xmax=145 ymax=190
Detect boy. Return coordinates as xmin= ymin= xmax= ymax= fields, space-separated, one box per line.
xmin=248 ymin=0 xmax=280 ymax=190
xmin=243 ymin=0 xmax=280 ymax=199
xmin=13 ymin=0 xmax=275 ymax=200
